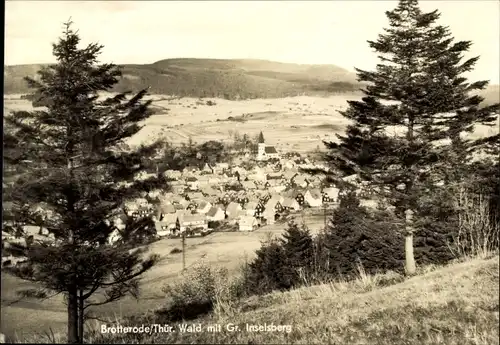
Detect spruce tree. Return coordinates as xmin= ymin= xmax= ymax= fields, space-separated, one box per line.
xmin=322 ymin=191 xmax=405 ymax=279
xmin=3 ymin=21 xmax=169 ymax=343
xmin=280 ymin=220 xmax=315 ymax=286
xmin=320 ymin=0 xmax=499 ymax=274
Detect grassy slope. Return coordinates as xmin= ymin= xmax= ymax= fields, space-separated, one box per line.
xmin=91 ymin=256 xmax=499 ymax=345
xmin=3 ymin=58 xmax=361 ymax=99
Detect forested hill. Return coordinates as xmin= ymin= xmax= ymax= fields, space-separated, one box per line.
xmin=4 ymin=58 xmax=362 ymax=99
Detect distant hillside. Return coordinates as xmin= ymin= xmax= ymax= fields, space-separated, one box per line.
xmin=4 ymin=58 xmax=362 ymax=99
xmin=5 ymin=59 xmax=499 ymax=103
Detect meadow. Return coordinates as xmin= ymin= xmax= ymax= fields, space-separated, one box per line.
xmin=1 ymin=210 xmax=325 ymax=341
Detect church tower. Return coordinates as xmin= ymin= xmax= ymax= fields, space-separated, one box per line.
xmin=257 ymin=131 xmax=266 ymax=161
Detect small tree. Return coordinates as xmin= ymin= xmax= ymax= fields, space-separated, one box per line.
xmin=322 ymin=191 xmax=405 ymax=279
xmin=245 ymin=236 xmax=290 ymax=295
xmin=3 ymin=21 xmax=168 ymax=343
xmin=280 ymin=220 xmax=315 ymax=286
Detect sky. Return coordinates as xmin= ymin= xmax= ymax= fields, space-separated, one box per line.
xmin=5 ymin=1 xmax=500 ymax=83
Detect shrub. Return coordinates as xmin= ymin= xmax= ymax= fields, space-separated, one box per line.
xmin=160 ymin=260 xmax=241 ymax=321
xmin=208 ymin=221 xmax=223 ymax=229
xmin=170 ymin=247 xmax=182 ymax=254
xmin=449 ymin=187 xmax=500 ymax=258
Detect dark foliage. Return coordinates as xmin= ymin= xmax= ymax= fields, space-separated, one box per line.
xmin=243 ymin=221 xmax=315 ymax=295
xmin=2 ymin=22 xmax=167 ymax=343
xmin=321 ymin=191 xmax=405 ymax=279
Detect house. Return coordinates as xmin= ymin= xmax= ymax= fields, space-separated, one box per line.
xmin=186 ymin=177 xmax=199 ymax=190
xmin=133 ymin=205 xmax=154 ymax=218
xmin=262 ymin=207 xmax=277 ymax=225
xmin=360 ymin=199 xmax=378 ymax=209
xmin=283 ymin=170 xmax=298 ymax=181
xmin=304 ymin=189 xmax=323 ymax=208
xmin=214 ymin=163 xmax=229 ymax=174
xmin=155 ymin=213 xmax=178 ymax=237
xmin=177 ymin=198 xmax=190 ymax=210
xmin=186 ymin=192 xmax=205 ymax=201
xmin=178 ymin=213 xmax=208 ymax=233
xmin=267 ymin=173 xmax=283 ymax=180
xmin=292 ymin=174 xmax=309 ymax=188
xmin=195 ymin=200 xmax=212 ymax=214
xmin=272 ymin=184 xmax=287 ymax=193
xmin=265 ymin=195 xmax=284 ymax=214
xmin=281 ymin=197 xmax=301 ymax=212
xmin=197 ymin=175 xmax=210 ymax=186
xmin=237 ymin=194 xmax=249 ymax=206
xmin=283 ymin=160 xmax=297 ymax=170
xmin=241 ymin=181 xmax=257 ymax=191
xmin=156 ymin=203 xmax=176 ymax=220
xmin=238 ymin=216 xmax=259 ymax=231
xmin=225 ymin=202 xmax=243 ymax=219
xmin=114 ymin=213 xmax=128 ymax=230
xmin=248 ymin=172 xmax=267 ymax=183
xmin=200 ymin=185 xmax=219 ymax=197
xmin=163 ymin=169 xmax=182 ymax=180
xmin=170 ymin=184 xmax=185 ymax=195
xmin=202 ymin=163 xmax=213 ymax=174
xmin=208 ymin=177 xmax=222 ymax=185
xmin=244 ymin=201 xmax=265 ymax=218
xmin=284 ymin=190 xmax=305 ymax=206
xmin=206 ymin=206 xmax=225 ymax=222
xmin=322 ymin=187 xmax=340 ymax=203
xmin=259 ymin=193 xmax=272 ymax=204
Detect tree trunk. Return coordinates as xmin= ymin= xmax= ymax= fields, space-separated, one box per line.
xmin=67 ymin=287 xmax=79 ymax=344
xmin=78 ymin=290 xmax=85 ymax=343
xmin=404 ymin=233 xmax=416 ymax=275
xmin=404 ymin=209 xmax=416 ymax=275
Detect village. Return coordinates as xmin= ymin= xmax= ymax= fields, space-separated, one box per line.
xmin=116 ymin=133 xmax=343 ymax=241
xmin=1 ymin=131 xmax=376 ymax=267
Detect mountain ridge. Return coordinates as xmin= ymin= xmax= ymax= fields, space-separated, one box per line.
xmin=4 ymin=58 xmax=499 ymax=105
xmin=4 ymin=58 xmax=362 ymax=99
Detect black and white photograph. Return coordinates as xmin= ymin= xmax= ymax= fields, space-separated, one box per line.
xmin=2 ymin=0 xmax=499 ymax=343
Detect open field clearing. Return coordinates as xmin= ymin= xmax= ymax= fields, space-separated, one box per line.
xmin=1 ymin=213 xmax=325 ymax=341
xmin=5 ymin=94 xmax=497 ymax=153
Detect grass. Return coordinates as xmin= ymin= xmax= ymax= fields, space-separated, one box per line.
xmin=15 ymin=254 xmax=498 ymax=344
xmin=0 ymin=214 xmax=324 ymax=341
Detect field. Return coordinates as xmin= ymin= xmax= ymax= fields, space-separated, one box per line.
xmin=1 ymin=213 xmax=326 ymax=341
xmin=4 ymin=93 xmax=498 ymax=153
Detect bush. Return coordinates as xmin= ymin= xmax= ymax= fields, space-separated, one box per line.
xmin=208 ymin=221 xmax=223 ymax=229
xmin=170 ymin=247 xmax=182 ymax=254
xmin=160 ymin=260 xmax=241 ymax=321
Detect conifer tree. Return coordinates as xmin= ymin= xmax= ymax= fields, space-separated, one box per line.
xmin=280 ymin=220 xmax=315 ymax=285
xmin=2 ymin=21 xmax=169 ymax=343
xmin=320 ymin=0 xmax=499 ymax=274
